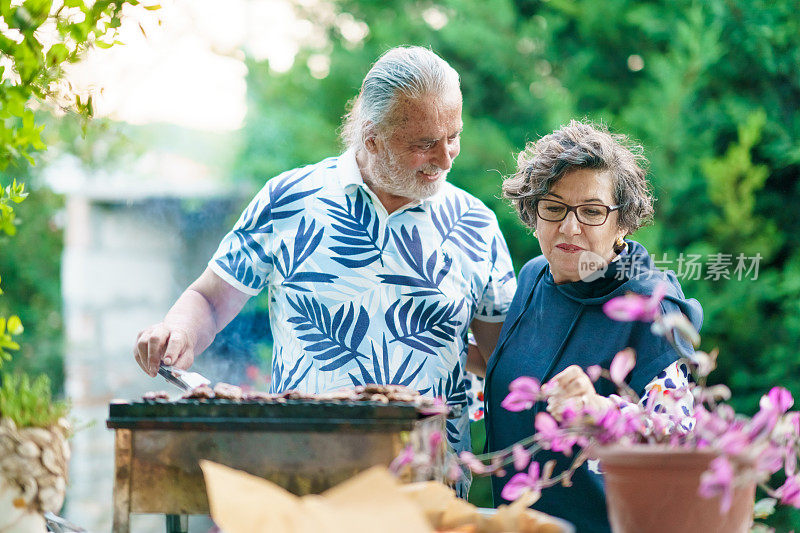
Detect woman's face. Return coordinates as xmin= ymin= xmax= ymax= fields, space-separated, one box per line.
xmin=536 ymin=168 xmax=626 ymax=284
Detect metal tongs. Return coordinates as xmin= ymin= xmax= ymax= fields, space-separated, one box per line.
xmin=158 ymin=363 xmax=211 ymax=391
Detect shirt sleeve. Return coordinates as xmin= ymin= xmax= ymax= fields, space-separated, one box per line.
xmin=209 ymin=183 xmax=275 ymax=296
xmin=641 ymin=359 xmax=695 ymax=430
xmin=611 ymin=360 xmax=695 ymax=433
xmin=474 ymin=217 xmax=517 ymax=323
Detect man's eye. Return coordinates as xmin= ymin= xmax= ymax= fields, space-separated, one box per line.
xmin=448 ymin=133 xmax=460 ymax=141
xmin=546 ymin=207 xmax=564 ymax=213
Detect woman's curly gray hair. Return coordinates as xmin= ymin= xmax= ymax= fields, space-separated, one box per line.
xmin=503 ymin=120 xmax=655 ymax=233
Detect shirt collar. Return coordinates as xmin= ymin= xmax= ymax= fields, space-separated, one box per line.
xmin=337 ymin=148 xmax=365 ymax=190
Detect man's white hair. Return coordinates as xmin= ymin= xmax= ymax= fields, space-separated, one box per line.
xmin=341 ymin=46 xmax=460 ymax=151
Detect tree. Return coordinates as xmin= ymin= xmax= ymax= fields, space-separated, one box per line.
xmin=1 ymin=2 xmax=153 ymax=380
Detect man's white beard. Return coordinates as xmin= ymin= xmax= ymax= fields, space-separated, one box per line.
xmin=370 ymin=148 xmax=448 ymax=201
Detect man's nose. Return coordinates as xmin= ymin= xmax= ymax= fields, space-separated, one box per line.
xmin=432 ymin=140 xmax=456 ymax=171
xmin=559 ymin=210 xmax=582 ymax=235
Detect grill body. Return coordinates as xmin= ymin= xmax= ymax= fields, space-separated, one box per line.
xmin=107 ymin=399 xmax=439 ymax=533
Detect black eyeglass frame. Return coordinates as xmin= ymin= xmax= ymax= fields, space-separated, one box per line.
xmin=533 ymin=198 xmax=620 ymax=226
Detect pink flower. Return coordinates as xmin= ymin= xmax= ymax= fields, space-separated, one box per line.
xmin=776 ymin=475 xmax=800 ymax=507
xmin=786 ymin=445 xmax=797 ymax=477
xmin=510 ymin=376 xmax=541 ymax=395
xmin=692 ymin=350 xmax=718 ymax=377
xmin=459 ymin=451 xmax=487 ymax=474
xmin=609 ymin=348 xmax=636 ymax=385
xmin=717 ymin=430 xmax=750 ymax=456
xmin=586 ymin=365 xmax=602 ymax=382
xmin=699 ymin=456 xmax=734 ymax=513
xmin=418 ymin=396 xmax=449 ymax=416
xmin=502 ymin=377 xmax=541 ymax=412
xmin=428 ymin=431 xmax=443 ymax=452
xmin=754 ymin=444 xmax=784 ymax=475
xmin=602 ymin=284 xmax=665 ymax=322
xmin=535 ymin=412 xmax=577 ymax=453
xmin=501 ymin=461 xmax=541 ymax=501
xmin=502 ymin=391 xmax=537 ymax=412
xmin=790 ymin=412 xmax=800 ymax=434
xmin=652 ymin=312 xmax=701 ymax=347
xmin=761 ymin=387 xmax=794 ymax=415
xmin=512 ymin=443 xmax=531 ymax=471
xmin=446 ymin=460 xmax=464 ymax=481
xmin=748 ymin=390 xmax=789 ymax=439
xmin=389 ymin=445 xmax=415 ymax=474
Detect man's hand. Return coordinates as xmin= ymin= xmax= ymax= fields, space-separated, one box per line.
xmin=133 ymin=268 xmax=251 ymax=378
xmin=135 ymin=324 xmax=196 ymax=377
xmin=545 ymin=365 xmax=612 ymax=421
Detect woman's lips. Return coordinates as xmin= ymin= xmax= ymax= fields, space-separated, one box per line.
xmin=556 ymin=244 xmax=585 ymax=253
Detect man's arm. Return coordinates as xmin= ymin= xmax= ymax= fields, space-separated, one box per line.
xmin=466 ymin=319 xmax=504 ymax=378
xmin=134 ymin=267 xmax=251 ymax=377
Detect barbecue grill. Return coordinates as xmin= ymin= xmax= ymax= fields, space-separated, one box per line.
xmin=107 ymin=398 xmax=444 ymax=533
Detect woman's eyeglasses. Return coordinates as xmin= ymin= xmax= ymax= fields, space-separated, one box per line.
xmin=534 ymin=198 xmax=619 ymax=226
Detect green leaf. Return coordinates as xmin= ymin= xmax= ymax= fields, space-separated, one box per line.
xmin=7 ymin=315 xmax=23 ymax=335
xmin=46 ymin=42 xmax=68 ymax=65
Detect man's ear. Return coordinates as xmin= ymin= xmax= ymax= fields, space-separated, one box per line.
xmin=364 ymin=135 xmax=377 ymax=153
xmin=363 ymin=123 xmax=379 ymax=153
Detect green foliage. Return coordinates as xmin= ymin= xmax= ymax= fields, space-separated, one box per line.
xmin=0 ymin=315 xmax=23 ymax=366
xmin=0 ymin=179 xmax=27 ymax=237
xmin=0 ymin=179 xmax=27 ymax=366
xmin=0 ymin=183 xmax=64 ymax=388
xmin=1 ymin=0 xmax=148 ymax=412
xmin=0 ymin=0 xmax=142 ymax=168
xmin=0 ymin=372 xmax=69 ymax=428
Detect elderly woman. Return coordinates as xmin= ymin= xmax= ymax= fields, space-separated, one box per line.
xmin=482 ymin=121 xmax=702 ymax=533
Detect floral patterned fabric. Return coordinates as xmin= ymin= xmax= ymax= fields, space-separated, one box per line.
xmin=640 ymin=359 xmax=694 ymax=428
xmin=209 ymin=149 xmax=517 ymax=455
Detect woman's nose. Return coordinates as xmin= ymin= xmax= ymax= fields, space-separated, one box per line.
xmin=559 ymin=210 xmax=582 ymax=234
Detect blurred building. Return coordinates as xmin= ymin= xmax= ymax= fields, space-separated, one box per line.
xmin=47 ymin=150 xmax=253 ymax=531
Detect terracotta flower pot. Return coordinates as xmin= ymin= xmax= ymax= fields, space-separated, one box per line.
xmin=596 ymin=445 xmax=755 ymax=533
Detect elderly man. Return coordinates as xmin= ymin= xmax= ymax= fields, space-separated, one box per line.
xmin=134 ymin=46 xmax=516 ymax=490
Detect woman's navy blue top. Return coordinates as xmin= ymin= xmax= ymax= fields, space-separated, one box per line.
xmin=484 ymin=240 xmax=703 ymax=533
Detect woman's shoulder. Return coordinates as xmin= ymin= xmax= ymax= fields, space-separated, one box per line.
xmin=518 ymin=255 xmax=549 ymax=282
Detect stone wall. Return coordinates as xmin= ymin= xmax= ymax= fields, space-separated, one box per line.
xmin=61 ymin=192 xmax=240 ymax=532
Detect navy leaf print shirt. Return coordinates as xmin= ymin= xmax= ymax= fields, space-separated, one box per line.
xmin=210 ymin=150 xmax=516 ymax=454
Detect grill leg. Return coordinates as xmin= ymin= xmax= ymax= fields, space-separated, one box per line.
xmin=165 ymin=514 xmax=189 ymax=533
xmin=112 ymin=429 xmax=132 ymax=533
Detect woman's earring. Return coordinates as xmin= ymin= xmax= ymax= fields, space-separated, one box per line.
xmin=613 ymin=236 xmax=627 ymax=254
xmin=533 ymin=230 xmax=538 ymax=238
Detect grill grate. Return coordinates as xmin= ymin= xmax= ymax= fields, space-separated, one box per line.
xmin=107 ymin=399 xmax=422 ymax=432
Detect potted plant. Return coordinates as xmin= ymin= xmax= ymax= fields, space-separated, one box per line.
xmin=398 ymin=286 xmax=799 ymax=532
xmin=0 ymin=372 xmax=70 ymax=533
